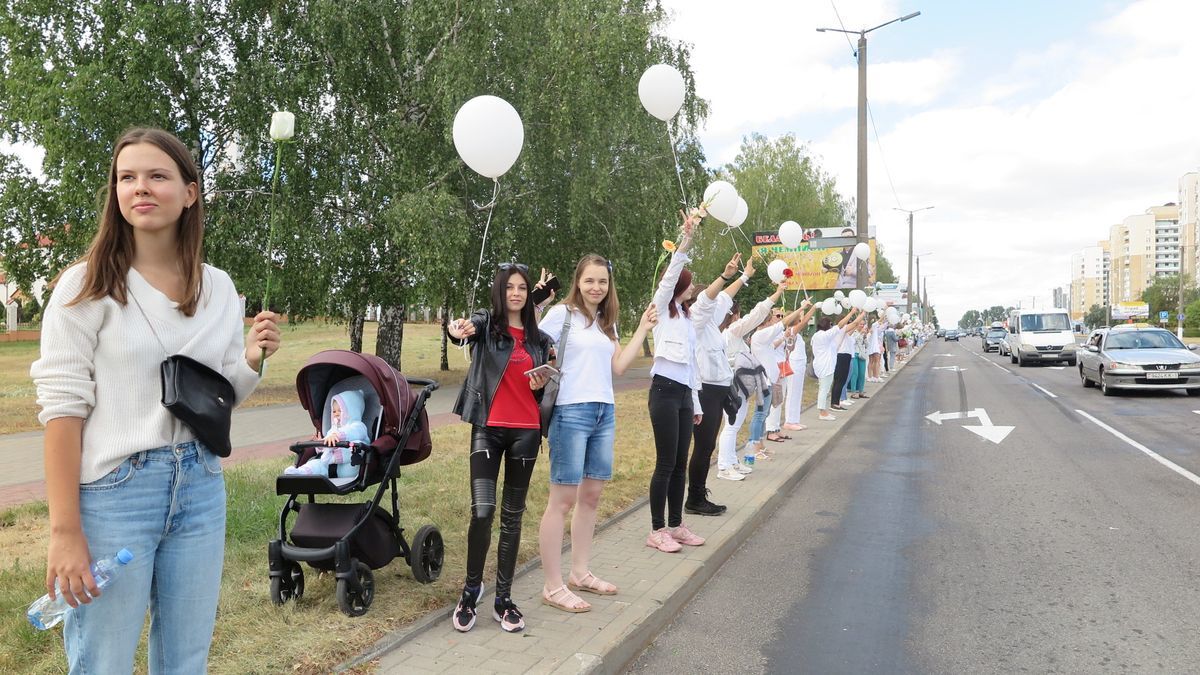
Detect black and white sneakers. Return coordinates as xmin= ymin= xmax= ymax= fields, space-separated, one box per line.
xmin=493 ymin=596 xmax=526 ymax=633
xmin=452 ymin=583 xmax=483 ymax=632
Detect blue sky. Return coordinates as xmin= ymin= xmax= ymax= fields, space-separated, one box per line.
xmin=661 ymin=0 xmax=1200 ymax=324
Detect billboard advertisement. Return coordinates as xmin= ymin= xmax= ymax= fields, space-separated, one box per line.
xmin=751 ymin=231 xmax=877 ymax=290
xmin=1111 ymin=302 xmax=1149 ymax=320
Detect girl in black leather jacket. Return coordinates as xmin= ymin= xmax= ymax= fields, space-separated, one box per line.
xmin=446 ymin=264 xmax=552 ymax=634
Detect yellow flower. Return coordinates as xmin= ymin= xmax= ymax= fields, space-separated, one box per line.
xmin=662 ymin=239 xmax=676 ymax=252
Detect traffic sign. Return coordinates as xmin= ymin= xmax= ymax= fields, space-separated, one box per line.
xmin=1159 ymin=310 xmax=1169 ymax=323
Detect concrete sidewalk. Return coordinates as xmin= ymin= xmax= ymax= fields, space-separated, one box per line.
xmin=0 ymin=366 xmax=655 ymax=509
xmin=350 ymin=348 xmax=924 ymax=674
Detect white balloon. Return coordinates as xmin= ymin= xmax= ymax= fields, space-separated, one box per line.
xmin=767 ymin=259 xmax=789 ymax=283
xmin=861 ymin=297 xmax=875 ymax=312
xmin=821 ymin=298 xmax=838 ymax=315
xmin=848 ymin=289 xmax=867 ymax=309
xmin=729 ymin=198 xmax=749 ymax=228
xmin=778 ymin=220 xmax=803 ymax=248
xmin=452 ymin=96 xmax=524 ymax=179
xmin=902 ymin=313 xmax=911 ymax=321
xmin=638 ymin=64 xmax=686 ymax=122
xmin=703 ymin=180 xmax=740 ymax=224
xmin=853 ymin=242 xmax=871 ymax=261
xmin=833 ymin=290 xmax=846 ymax=301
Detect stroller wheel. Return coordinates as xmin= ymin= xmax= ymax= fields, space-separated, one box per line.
xmin=270 ymin=561 xmax=305 ymax=605
xmin=410 ymin=525 xmax=444 ymax=584
xmin=337 ymin=561 xmax=374 ymax=617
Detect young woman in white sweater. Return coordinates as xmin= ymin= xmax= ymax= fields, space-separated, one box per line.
xmin=30 ymin=128 xmax=280 ymax=673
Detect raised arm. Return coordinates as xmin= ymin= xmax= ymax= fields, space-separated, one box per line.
xmin=727 ymin=282 xmax=786 ymax=339
xmin=723 ymin=254 xmax=756 ymax=299
xmin=613 ymin=303 xmax=659 ymax=375
xmin=703 ymin=252 xmax=742 ymax=300
xmin=782 ymin=297 xmax=818 ymax=328
xmin=652 ymin=211 xmax=698 ymax=312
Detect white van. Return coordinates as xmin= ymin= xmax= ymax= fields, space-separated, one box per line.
xmin=1004 ymin=309 xmax=1077 ymax=366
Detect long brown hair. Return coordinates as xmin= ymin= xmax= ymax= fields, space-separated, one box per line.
xmin=561 ymin=254 xmax=619 ymax=340
xmin=68 ymin=128 xmax=205 ymax=316
xmin=488 ymin=265 xmax=543 ymax=348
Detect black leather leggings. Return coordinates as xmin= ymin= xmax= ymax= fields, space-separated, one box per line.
xmin=688 ymin=383 xmax=729 ymax=493
xmin=648 ymin=375 xmax=693 ymax=531
xmin=465 ymin=425 xmax=540 ymax=598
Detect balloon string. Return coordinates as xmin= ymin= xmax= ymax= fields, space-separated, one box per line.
xmin=466 ymin=179 xmax=501 ymax=319
xmin=666 ymin=125 xmax=689 ymax=208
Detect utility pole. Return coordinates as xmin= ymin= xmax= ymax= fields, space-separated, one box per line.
xmin=818 ymin=11 xmax=921 ymax=292
xmin=896 ymin=207 xmax=933 ymax=313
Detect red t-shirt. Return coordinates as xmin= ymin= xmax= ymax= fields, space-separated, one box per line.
xmin=485 ymin=326 xmax=541 ymax=429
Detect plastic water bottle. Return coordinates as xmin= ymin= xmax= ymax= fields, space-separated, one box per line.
xmin=27 ymin=548 xmax=134 ymax=630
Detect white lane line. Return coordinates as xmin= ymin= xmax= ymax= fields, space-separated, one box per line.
xmin=1075 ymin=409 xmax=1200 ymax=488
xmin=1194 ymin=411 xmax=1200 ymax=416
xmin=1032 ymin=383 xmax=1058 ymax=398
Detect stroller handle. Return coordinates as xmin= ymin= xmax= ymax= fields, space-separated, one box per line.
xmin=406 ymin=377 xmax=439 ymax=392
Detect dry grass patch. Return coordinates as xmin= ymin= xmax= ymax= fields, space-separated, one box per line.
xmin=0 ymin=387 xmax=655 ymax=674
xmin=0 ymin=322 xmax=465 ymax=435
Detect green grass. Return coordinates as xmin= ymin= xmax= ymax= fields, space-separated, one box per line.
xmin=0 ymin=388 xmax=660 ymax=674
xmin=0 ymin=321 xmax=467 ymax=435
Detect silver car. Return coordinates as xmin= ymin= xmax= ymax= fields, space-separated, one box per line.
xmin=1078 ymin=326 xmax=1200 ymax=396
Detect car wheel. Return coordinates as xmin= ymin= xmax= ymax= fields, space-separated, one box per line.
xmin=1099 ymin=369 xmax=1117 ymax=396
xmin=1080 ymin=366 xmax=1093 ymax=388
xmin=1065 ymin=357 xmax=1077 ymax=367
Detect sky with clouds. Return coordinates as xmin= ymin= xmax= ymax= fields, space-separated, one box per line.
xmin=659 ymin=0 xmax=1200 ymax=325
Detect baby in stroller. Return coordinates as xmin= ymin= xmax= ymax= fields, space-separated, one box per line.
xmin=284 ymin=390 xmax=370 ymax=479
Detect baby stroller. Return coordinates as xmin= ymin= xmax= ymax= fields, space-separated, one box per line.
xmin=268 ymin=349 xmax=444 ymax=616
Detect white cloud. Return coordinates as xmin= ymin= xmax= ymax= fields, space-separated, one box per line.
xmin=666 ymin=0 xmax=1200 ymax=324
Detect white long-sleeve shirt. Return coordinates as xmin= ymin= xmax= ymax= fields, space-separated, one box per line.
xmin=650 ymin=249 xmax=701 ymax=410
xmin=31 ymin=264 xmax=261 ymax=483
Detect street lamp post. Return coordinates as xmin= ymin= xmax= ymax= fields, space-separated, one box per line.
xmin=923 ymin=274 xmax=937 ymax=325
xmin=895 ymin=206 xmax=934 ymax=313
xmin=914 ymin=251 xmax=933 ymax=321
xmin=818 ymin=11 xmax=921 ymax=292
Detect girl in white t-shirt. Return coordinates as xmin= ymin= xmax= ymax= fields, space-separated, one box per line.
xmin=781 ymin=302 xmax=821 ymax=430
xmin=537 ymin=255 xmax=656 ymax=614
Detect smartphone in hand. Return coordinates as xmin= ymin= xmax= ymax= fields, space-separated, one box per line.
xmin=530 ymin=276 xmax=561 ymax=306
xmin=523 ymin=364 xmax=560 ymax=379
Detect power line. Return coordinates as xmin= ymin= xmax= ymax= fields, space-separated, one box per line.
xmin=867 ymin=100 xmax=903 ymax=210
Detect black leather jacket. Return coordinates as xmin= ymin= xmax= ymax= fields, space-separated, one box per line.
xmin=450 ymin=310 xmax=552 ymax=428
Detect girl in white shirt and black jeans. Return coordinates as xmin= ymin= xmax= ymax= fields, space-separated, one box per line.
xmin=645 ymin=213 xmax=705 ymax=553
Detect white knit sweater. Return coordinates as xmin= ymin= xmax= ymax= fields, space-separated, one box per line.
xmin=31 ymin=263 xmax=261 ymax=483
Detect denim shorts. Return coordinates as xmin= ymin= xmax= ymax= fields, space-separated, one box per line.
xmin=65 ymin=440 xmax=225 ymax=674
xmin=547 ymin=402 xmax=616 ymax=485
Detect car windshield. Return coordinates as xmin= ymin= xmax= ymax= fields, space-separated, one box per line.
xmin=1019 ymin=313 xmax=1071 ymax=332
xmin=987 ymin=330 xmax=1005 ymax=338
xmin=1105 ymin=330 xmax=1185 ymax=350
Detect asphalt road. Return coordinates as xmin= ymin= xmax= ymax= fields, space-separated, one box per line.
xmin=629 ymin=339 xmax=1200 ymax=674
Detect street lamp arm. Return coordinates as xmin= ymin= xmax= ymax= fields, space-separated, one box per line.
xmin=815 ymin=26 xmax=860 ymax=35
xmin=865 ymin=11 xmax=921 ymax=34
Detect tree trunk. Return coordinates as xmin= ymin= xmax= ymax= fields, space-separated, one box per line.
xmin=440 ymin=296 xmax=450 ymax=371
xmin=349 ymin=313 xmax=365 ymax=353
xmin=642 ymin=336 xmax=652 ymax=357
xmin=376 ymin=305 xmax=405 ymax=371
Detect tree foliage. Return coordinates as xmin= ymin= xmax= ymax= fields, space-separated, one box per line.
xmin=1084 ymin=303 xmax=1107 ymax=329
xmin=0 ymin=1 xmax=871 ymax=370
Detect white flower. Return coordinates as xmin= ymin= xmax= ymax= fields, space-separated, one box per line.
xmin=269 ymin=111 xmax=295 ymax=141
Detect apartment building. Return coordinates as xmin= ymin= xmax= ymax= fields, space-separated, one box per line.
xmin=1180 ymin=172 xmax=1198 ymax=280
xmin=1070 ymin=242 xmax=1109 ymax=320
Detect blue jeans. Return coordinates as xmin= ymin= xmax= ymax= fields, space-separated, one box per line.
xmin=849 ymin=355 xmax=867 ymax=392
xmin=749 ymin=387 xmax=772 ymax=444
xmin=65 ymin=441 xmax=225 ymax=674
xmin=548 ymin=402 xmax=616 ymax=484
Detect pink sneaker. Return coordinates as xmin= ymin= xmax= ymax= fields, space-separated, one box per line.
xmin=669 ymin=523 xmax=705 ymax=546
xmin=646 ymin=528 xmax=683 ymax=552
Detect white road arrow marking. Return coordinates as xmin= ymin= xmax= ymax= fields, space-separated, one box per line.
xmin=925 ymin=408 xmax=1014 ymax=444
xmin=1047 ymin=366 xmax=1066 ymax=370
xmin=937 ymin=353 xmax=956 ymax=356
xmin=932 ymin=366 xmax=967 ymax=372
xmin=963 ymin=424 xmax=1015 ymax=443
